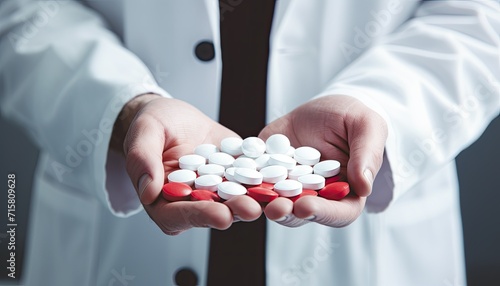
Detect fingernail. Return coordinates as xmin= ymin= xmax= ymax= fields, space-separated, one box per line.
xmin=363 ymin=169 xmax=373 ymax=185
xmin=274 ymin=216 xmax=288 ymax=222
xmin=138 ymin=174 xmax=152 ymax=198
xmin=304 ymin=215 xmax=316 ymax=221
xmin=233 ymin=215 xmax=242 ymax=223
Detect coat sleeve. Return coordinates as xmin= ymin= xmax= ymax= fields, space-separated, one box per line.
xmin=318 ymin=0 xmax=500 ymax=212
xmin=0 ymin=0 xmax=170 ymax=216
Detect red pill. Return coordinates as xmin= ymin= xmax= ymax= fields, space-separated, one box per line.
xmin=318 ymin=182 xmax=350 ymax=200
xmin=162 ymin=182 xmax=192 ymax=201
xmin=289 ymin=189 xmax=318 ymax=202
xmin=191 ymin=189 xmax=221 ymax=202
xmin=260 ymin=182 xmax=275 ymax=189
xmin=325 ymin=174 xmax=342 ymax=185
xmin=247 ymin=187 xmax=279 ymax=203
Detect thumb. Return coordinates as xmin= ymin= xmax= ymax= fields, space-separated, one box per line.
xmin=124 ymin=115 xmax=165 ymax=205
xmin=346 ymin=110 xmax=387 ymax=197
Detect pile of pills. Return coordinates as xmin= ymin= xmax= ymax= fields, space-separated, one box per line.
xmin=162 ymin=134 xmax=350 ymax=203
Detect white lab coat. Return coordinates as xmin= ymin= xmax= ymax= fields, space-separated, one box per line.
xmin=0 ymin=0 xmax=499 ymax=285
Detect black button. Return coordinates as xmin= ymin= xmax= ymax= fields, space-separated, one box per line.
xmin=194 ymin=41 xmax=215 ymax=62
xmin=174 ymin=268 xmax=198 ymax=286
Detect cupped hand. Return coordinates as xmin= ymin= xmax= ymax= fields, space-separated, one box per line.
xmin=259 ymin=95 xmax=387 ymax=228
xmin=120 ymin=95 xmax=262 ymax=235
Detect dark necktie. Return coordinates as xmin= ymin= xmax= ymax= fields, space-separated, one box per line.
xmin=207 ymin=1 xmax=276 ymax=285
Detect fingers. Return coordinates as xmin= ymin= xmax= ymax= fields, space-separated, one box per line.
xmin=346 ymin=109 xmax=387 ymax=197
xmin=264 ymin=195 xmax=365 ymax=228
xmin=293 ymin=195 xmax=366 ymax=228
xmin=264 ymin=198 xmax=310 ymax=228
xmin=124 ymin=114 xmax=166 ymax=205
xmin=145 ymin=201 xmax=234 ymax=234
xmin=144 ymin=196 xmax=263 ymax=235
xmin=224 ymin=195 xmax=264 ymax=222
xmin=264 ymin=197 xmax=293 ymax=220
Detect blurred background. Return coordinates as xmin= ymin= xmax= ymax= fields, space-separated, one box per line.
xmin=0 ymin=115 xmax=499 ymax=285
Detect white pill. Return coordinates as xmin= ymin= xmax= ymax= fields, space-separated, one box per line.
xmin=313 ymin=160 xmax=341 ymax=178
xmin=265 ymin=134 xmax=291 ymax=154
xmin=241 ymin=137 xmax=267 ymax=158
xmin=220 ymin=137 xmax=243 ymax=156
xmin=208 ymin=152 xmax=235 ymax=169
xmin=288 ymin=165 xmax=313 ymax=180
xmin=224 ymin=167 xmax=237 ymax=182
xmin=234 ymin=168 xmax=263 ymax=185
xmin=167 ymin=169 xmax=197 ymax=186
xmin=286 ymin=146 xmax=296 ymax=157
xmin=232 ymin=157 xmax=257 ymax=170
xmin=197 ymin=164 xmax=225 ymax=177
xmin=259 ymin=165 xmax=288 ymax=183
xmin=194 ymin=175 xmax=223 ymax=192
xmin=298 ymin=174 xmax=325 ymax=190
xmin=178 ymin=154 xmax=206 ymax=171
xmin=254 ymin=154 xmax=270 ymax=170
xmin=294 ymin=146 xmax=321 ymax=165
xmin=194 ymin=144 xmax=219 ymax=160
xmin=268 ymin=154 xmax=297 ymax=170
xmin=217 ymin=181 xmax=247 ymax=200
xmin=273 ymin=179 xmax=303 ymax=197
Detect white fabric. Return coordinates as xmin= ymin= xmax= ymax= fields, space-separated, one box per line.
xmin=0 ymin=0 xmax=499 ymax=285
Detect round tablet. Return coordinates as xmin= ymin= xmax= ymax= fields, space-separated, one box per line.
xmin=268 ymin=154 xmax=297 ymax=170
xmin=298 ymin=174 xmax=325 ymax=190
xmin=313 ymin=160 xmax=341 ymax=178
xmin=247 ymin=187 xmax=279 ymax=203
xmin=197 ymin=164 xmax=225 ymax=177
xmin=273 ymin=179 xmax=302 ymax=197
xmin=208 ymin=152 xmax=235 ymax=168
xmin=288 ymin=165 xmax=313 ymax=180
xmin=319 ymin=182 xmax=350 ymax=200
xmin=162 ymin=182 xmax=192 ymax=201
xmin=167 ymin=169 xmax=197 ymax=186
xmin=234 ymin=168 xmax=263 ymax=185
xmin=289 ymin=189 xmax=318 ymax=202
xmin=217 ymin=181 xmax=247 ymax=200
xmin=232 ymin=157 xmax=257 ymax=170
xmin=194 ymin=144 xmax=219 ymax=160
xmin=224 ymin=167 xmax=237 ymax=182
xmin=220 ymin=137 xmax=243 ymax=156
xmin=178 ymin=154 xmax=206 ymax=171
xmin=286 ymin=146 xmax=296 ymax=157
xmin=259 ymin=165 xmax=288 ymax=183
xmin=325 ymin=174 xmax=342 ymax=185
xmin=241 ymin=137 xmax=266 ymax=158
xmin=254 ymin=154 xmax=270 ymax=170
xmin=294 ymin=146 xmax=321 ymax=165
xmin=194 ymin=175 xmax=223 ymax=192
xmin=191 ymin=189 xmax=221 ymax=202
xmin=265 ymin=134 xmax=291 ymax=154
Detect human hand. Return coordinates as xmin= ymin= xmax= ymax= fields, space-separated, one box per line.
xmin=116 ymin=94 xmax=262 ymax=235
xmin=259 ymin=95 xmax=387 ymax=228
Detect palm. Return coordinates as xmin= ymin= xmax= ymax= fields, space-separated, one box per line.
xmin=125 ymin=98 xmax=262 ymax=235
xmin=259 ymin=95 xmax=387 ymax=228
